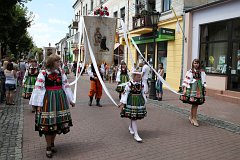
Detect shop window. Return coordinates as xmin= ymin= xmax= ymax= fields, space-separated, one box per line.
xmin=200 ymin=21 xmax=229 ymax=74
xmin=232 ymin=18 xmax=240 ymax=40
xmin=200 ymin=42 xmax=228 ymax=74
xmin=157 ymin=41 xmax=167 ymax=76
xmin=201 ymin=21 xmax=228 ymax=42
xmin=136 ymin=44 xmax=146 ymax=63
xmin=147 ymin=42 xmax=154 ymax=65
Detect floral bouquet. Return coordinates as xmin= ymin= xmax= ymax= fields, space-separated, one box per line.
xmin=94 ymin=6 xmax=109 ymax=16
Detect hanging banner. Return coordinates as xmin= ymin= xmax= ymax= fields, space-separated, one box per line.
xmin=84 ymin=16 xmax=116 ymax=65
xmin=83 ymin=17 xmax=118 ymax=107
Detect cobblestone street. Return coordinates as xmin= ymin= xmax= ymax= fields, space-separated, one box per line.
xmin=0 ymin=75 xmax=240 ymax=160
xmin=19 ymin=75 xmax=240 ymax=160
xmin=0 ymin=88 xmax=24 ymax=160
xmin=1 ymin=0 xmax=240 ymax=160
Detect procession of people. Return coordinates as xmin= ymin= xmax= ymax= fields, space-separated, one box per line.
xmin=0 ymin=52 xmax=207 ymax=159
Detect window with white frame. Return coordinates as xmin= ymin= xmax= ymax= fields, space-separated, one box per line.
xmin=120 ymin=7 xmax=125 ymax=22
xmin=91 ymin=0 xmax=93 ymax=11
xmin=162 ymin=0 xmax=171 ymax=12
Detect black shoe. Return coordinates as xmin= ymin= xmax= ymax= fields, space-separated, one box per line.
xmin=96 ymin=99 xmax=102 ymax=107
xmin=158 ymin=97 xmax=162 ymax=101
xmin=88 ymin=96 xmax=93 ymax=106
xmin=51 ymin=143 xmax=57 ymax=153
xmin=88 ymin=101 xmax=92 ymax=106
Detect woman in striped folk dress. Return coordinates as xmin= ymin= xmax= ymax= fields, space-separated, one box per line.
xmin=180 ymin=59 xmax=206 ymax=127
xmin=29 ymin=54 xmax=75 ymax=158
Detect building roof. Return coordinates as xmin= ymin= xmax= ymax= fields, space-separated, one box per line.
xmin=185 ymin=0 xmax=233 ymax=13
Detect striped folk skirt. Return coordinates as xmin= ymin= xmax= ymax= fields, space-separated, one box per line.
xmin=22 ymin=76 xmax=37 ymax=99
xmin=35 ymin=88 xmax=73 ymax=136
xmin=120 ymin=93 xmax=147 ymax=120
xmin=179 ymin=79 xmax=205 ymax=105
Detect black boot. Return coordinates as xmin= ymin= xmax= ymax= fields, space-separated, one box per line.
xmin=96 ymin=98 xmax=102 ymax=107
xmin=88 ymin=96 xmax=93 ymax=106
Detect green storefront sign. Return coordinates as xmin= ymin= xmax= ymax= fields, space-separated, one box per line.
xmin=132 ymin=28 xmax=175 ymax=44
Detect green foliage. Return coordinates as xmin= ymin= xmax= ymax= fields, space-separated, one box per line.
xmin=0 ymin=0 xmax=33 ymax=58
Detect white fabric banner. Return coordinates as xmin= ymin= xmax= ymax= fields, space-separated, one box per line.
xmin=70 ymin=17 xmax=85 ymax=86
xmin=83 ymin=17 xmax=118 ymax=107
xmin=84 ymin=16 xmax=116 ymax=65
xmin=71 ymin=17 xmax=86 ymax=103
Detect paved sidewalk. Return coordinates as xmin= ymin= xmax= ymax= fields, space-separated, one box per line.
xmin=21 ymin=75 xmax=240 ymax=160
xmin=0 ymin=87 xmax=24 ymax=160
xmin=106 ymin=78 xmax=240 ymax=134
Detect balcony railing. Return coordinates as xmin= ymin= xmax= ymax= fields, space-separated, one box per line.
xmin=132 ymin=15 xmax=152 ymax=29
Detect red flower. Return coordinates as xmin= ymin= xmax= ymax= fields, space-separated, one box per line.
xmin=100 ymin=11 xmax=104 ymax=16
xmin=94 ymin=6 xmax=109 ymax=16
xmin=42 ymin=71 xmax=46 ymax=75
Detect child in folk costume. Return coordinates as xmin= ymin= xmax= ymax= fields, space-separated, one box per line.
xmin=22 ymin=59 xmax=39 ymax=112
xmin=116 ymin=61 xmax=130 ymax=99
xmin=87 ymin=63 xmax=104 ymax=107
xmin=22 ymin=60 xmax=38 ymax=97
xmin=29 ymin=54 xmax=75 ymax=158
xmin=62 ymin=62 xmax=70 ymax=75
xmin=118 ymin=70 xmax=147 ymax=142
xmin=180 ymin=59 xmax=206 ymax=127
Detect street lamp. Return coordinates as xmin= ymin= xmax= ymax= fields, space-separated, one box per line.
xmin=64 ymin=46 xmax=68 ymax=62
xmin=148 ymin=10 xmax=160 ymax=100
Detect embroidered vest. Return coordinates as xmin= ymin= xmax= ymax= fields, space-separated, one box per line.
xmin=129 ymin=81 xmax=142 ymax=94
xmin=45 ymin=70 xmax=62 ymax=86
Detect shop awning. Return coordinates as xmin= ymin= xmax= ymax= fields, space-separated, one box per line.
xmin=131 ymin=28 xmax=175 ymax=44
xmin=114 ymin=43 xmax=121 ymax=50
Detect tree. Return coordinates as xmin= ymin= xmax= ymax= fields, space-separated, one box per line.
xmin=31 ymin=46 xmax=43 ymax=62
xmin=0 ymin=0 xmax=33 ymax=58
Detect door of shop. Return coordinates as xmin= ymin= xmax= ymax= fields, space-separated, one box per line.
xmin=228 ymin=41 xmax=240 ymax=91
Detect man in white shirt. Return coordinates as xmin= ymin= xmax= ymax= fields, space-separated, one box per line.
xmin=141 ymin=61 xmax=150 ymax=94
xmin=131 ymin=63 xmax=137 ymax=72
